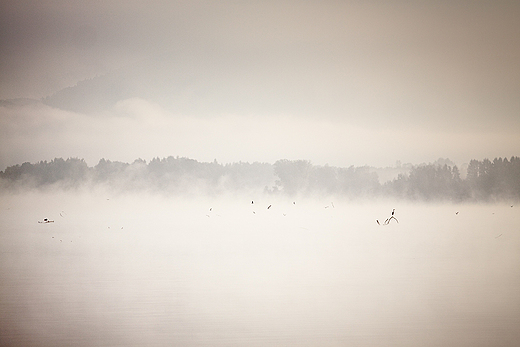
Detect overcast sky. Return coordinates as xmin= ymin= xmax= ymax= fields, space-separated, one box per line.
xmin=1 ymin=1 xmax=519 ymax=170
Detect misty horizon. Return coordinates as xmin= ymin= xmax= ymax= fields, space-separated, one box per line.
xmin=2 ymin=155 xmax=519 ymax=203
xmin=0 ymin=153 xmax=458 ymax=173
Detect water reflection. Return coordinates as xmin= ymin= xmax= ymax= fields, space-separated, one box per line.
xmin=1 ymin=193 xmax=519 ymax=346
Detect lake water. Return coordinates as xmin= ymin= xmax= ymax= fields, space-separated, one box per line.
xmin=1 ymin=191 xmax=519 ymax=346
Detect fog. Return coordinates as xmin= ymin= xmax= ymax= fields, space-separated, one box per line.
xmin=1 ymin=190 xmax=519 ymax=346
xmin=3 ymin=98 xmax=518 ymax=171
xmin=1 ymin=2 xmax=520 ymax=344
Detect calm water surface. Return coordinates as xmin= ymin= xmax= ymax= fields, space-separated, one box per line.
xmin=1 ymin=192 xmax=519 ymax=346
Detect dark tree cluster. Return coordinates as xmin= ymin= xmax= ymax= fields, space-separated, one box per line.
xmin=273 ymin=160 xmax=379 ymax=198
xmin=0 ymin=158 xmax=89 ymax=188
xmin=0 ymin=156 xmax=276 ymax=194
xmin=383 ymin=156 xmax=520 ymax=202
xmin=384 ymin=164 xmax=466 ymax=201
xmin=465 ymin=157 xmax=520 ymax=201
xmin=1 ymin=156 xmax=519 ymax=201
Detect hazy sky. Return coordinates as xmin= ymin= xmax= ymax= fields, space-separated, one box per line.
xmin=1 ymin=1 xmax=519 ymax=170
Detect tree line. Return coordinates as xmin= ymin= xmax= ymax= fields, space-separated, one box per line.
xmin=1 ymin=156 xmax=519 ymax=201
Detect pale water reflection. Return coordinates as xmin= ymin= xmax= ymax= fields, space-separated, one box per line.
xmin=1 ymin=192 xmax=519 ymax=346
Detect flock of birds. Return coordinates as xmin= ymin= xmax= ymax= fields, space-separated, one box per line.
xmin=206 ymin=200 xmax=296 ymax=218
xmin=37 ymin=200 xmax=516 ymax=236
xmin=205 ymin=200 xmax=403 ymax=228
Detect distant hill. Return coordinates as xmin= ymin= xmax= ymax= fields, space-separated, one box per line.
xmin=0 ymin=98 xmax=42 ymax=108
xmin=41 ymin=71 xmax=134 ymax=113
xmin=39 ymin=52 xmax=347 ymax=115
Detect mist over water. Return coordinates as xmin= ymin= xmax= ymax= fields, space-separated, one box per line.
xmin=1 ymin=190 xmax=519 ymax=346
xmin=2 ymin=1 xmax=520 ymax=345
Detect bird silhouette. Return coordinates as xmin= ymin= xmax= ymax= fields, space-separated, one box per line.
xmin=384 ymin=209 xmax=398 ymax=225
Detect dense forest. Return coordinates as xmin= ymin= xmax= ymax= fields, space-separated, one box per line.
xmin=1 ymin=156 xmax=519 ymax=202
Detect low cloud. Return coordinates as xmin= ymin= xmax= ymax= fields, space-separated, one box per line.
xmin=2 ymin=98 xmax=519 ymax=171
